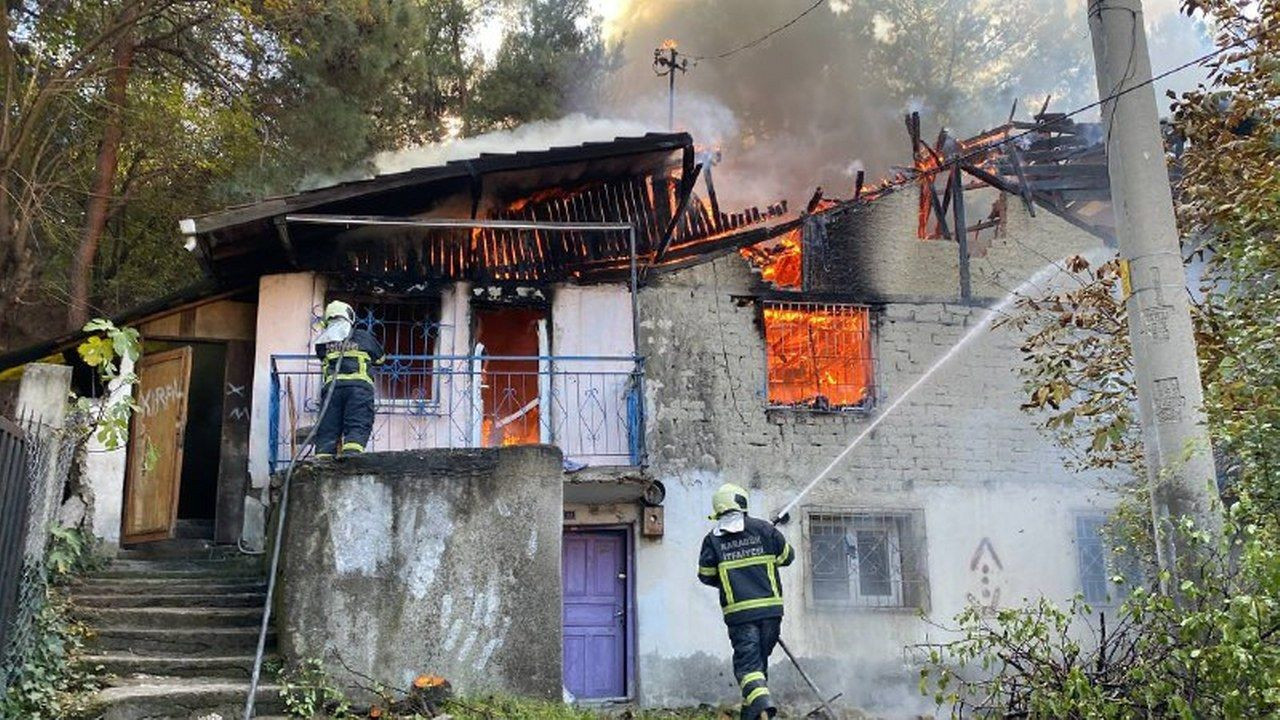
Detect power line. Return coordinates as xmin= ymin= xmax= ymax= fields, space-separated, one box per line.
xmin=690 ymin=0 xmax=826 ymax=61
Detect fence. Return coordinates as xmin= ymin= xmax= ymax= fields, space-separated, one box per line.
xmin=270 ymin=354 xmax=645 ymax=470
xmin=0 ymin=419 xmax=30 ymax=674
xmin=0 ymin=416 xmax=80 ymax=696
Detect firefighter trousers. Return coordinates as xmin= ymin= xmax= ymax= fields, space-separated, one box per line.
xmin=315 ymin=382 xmax=375 ymax=456
xmin=728 ymin=617 xmax=781 ymax=720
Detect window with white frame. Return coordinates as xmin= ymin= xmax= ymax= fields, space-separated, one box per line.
xmin=808 ymin=510 xmax=927 ymax=609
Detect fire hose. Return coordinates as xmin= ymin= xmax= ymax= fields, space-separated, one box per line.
xmin=771 ymin=514 xmax=840 ymax=720
xmin=242 ymin=383 xmax=336 ymax=720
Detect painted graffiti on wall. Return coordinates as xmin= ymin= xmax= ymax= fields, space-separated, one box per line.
xmin=966 ymin=537 xmax=1004 ymax=610
xmin=226 ymin=381 xmax=249 ymax=422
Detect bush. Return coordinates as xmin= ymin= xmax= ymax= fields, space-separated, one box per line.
xmin=0 ymin=528 xmax=105 ymax=719
xmin=919 ymin=512 xmax=1280 ymax=718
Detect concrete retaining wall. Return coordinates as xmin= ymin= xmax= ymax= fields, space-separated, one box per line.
xmin=277 ymin=446 xmax=565 ymax=700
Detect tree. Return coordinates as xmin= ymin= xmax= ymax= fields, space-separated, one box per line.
xmin=1 ymin=0 xmax=615 ymax=349
xmin=919 ymin=2 xmax=1280 ymax=714
xmin=466 ymin=0 xmax=617 ymax=132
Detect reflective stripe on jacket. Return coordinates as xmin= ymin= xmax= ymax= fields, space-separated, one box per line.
xmin=316 ymin=328 xmax=386 ymax=386
xmin=698 ymin=515 xmax=794 ymax=625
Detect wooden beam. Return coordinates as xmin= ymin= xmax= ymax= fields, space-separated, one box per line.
xmin=273 ymin=216 xmax=299 ymax=268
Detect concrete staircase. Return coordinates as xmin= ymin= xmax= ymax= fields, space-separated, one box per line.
xmin=73 ymin=547 xmax=288 ymax=719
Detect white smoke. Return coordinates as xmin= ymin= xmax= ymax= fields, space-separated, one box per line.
xmin=373 ymin=114 xmax=654 ymax=176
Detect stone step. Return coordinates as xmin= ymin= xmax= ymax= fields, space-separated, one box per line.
xmin=88 ymin=627 xmax=273 ymax=656
xmin=98 ymin=558 xmax=264 ymax=577
xmin=118 ymin=538 xmax=221 ymax=556
xmin=81 ymin=654 xmax=266 ymax=680
xmin=70 ymin=592 xmax=267 ymax=609
xmin=79 ymin=607 xmax=263 ymax=630
xmin=87 ymin=677 xmax=284 ymax=720
xmin=74 ymin=578 xmax=268 ymax=595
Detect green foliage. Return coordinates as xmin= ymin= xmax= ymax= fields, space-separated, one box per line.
xmin=443 ymin=696 xmax=728 ymax=720
xmin=0 ymin=528 xmax=104 ymax=719
xmin=467 ymin=0 xmax=618 ymax=132
xmin=279 ymin=657 xmax=354 ymax=719
xmin=920 ymin=511 xmax=1280 ymax=718
xmin=998 ymin=255 xmax=1141 ymax=474
xmin=44 ymin=526 xmax=104 ymax=582
xmin=71 ymin=319 xmax=142 ymax=451
xmin=2 ymin=0 xmax=613 ymax=348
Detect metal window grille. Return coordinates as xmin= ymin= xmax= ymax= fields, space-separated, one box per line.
xmin=807 ymin=510 xmax=927 ymax=609
xmin=331 ymin=299 xmax=443 ymax=403
xmin=1075 ymin=515 xmax=1112 ymax=604
xmin=763 ymin=302 xmax=873 ymax=411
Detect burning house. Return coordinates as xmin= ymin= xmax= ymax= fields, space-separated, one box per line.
xmin=0 ymin=124 xmax=1127 ymax=716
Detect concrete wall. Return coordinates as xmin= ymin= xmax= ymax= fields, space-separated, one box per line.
xmin=628 ymin=201 xmax=1120 ymax=716
xmin=808 ymin=190 xmax=1098 ymax=302
xmin=244 ymin=272 xmax=327 ymax=548
xmin=277 ymin=446 xmax=565 ymax=701
xmin=83 ymin=354 xmax=135 ymax=548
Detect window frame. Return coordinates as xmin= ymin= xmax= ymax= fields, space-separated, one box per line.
xmin=324 ymin=295 xmax=446 ymax=412
xmin=1074 ymin=512 xmax=1122 ymax=607
xmin=759 ymin=301 xmax=877 ymax=414
xmin=803 ymin=507 xmax=928 ymax=612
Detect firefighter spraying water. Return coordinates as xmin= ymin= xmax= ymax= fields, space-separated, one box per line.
xmin=698 ymin=483 xmax=794 ymax=720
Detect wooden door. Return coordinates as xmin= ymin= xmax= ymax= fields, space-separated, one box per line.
xmin=122 ymin=347 xmax=192 ymax=543
xmin=562 ymin=530 xmax=628 ymax=699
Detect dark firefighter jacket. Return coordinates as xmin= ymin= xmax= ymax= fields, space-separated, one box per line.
xmin=316 ymin=328 xmax=386 ymax=387
xmin=698 ymin=515 xmax=794 ymax=625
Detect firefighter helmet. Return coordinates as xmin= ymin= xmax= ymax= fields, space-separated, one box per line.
xmin=324 ymin=300 xmax=356 ymax=324
xmin=709 ymin=483 xmax=749 ymax=519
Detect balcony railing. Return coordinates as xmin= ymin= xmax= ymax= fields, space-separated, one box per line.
xmin=269 ymin=354 xmax=645 ymax=471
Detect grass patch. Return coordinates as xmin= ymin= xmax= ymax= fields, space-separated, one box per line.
xmin=442 ymin=696 xmax=733 ymax=720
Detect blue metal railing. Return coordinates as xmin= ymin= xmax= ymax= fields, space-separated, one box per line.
xmin=269 ymin=354 xmax=645 ymax=471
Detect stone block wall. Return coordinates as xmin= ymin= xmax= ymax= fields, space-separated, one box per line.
xmin=629 ymin=202 xmax=1119 ymax=714
xmin=277 ymin=446 xmax=564 ymax=701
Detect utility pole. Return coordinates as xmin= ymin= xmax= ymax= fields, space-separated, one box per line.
xmin=653 ymin=41 xmax=689 ymax=131
xmin=1087 ymin=0 xmax=1221 ymax=583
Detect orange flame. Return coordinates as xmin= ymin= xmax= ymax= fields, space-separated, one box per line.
xmin=740 ymin=228 xmax=802 ymax=289
xmin=764 ymin=305 xmax=871 ymax=408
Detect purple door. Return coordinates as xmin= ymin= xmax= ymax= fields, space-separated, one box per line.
xmin=563 ymin=530 xmax=627 ymax=699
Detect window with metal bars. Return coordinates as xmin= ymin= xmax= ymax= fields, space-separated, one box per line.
xmin=807 ymin=510 xmax=927 ymax=610
xmin=763 ymin=302 xmax=873 ymax=411
xmin=1073 ymin=514 xmax=1142 ymax=606
xmin=329 ymin=298 xmax=442 ymax=402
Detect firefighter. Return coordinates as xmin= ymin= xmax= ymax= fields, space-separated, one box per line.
xmin=698 ymin=483 xmax=794 ymax=720
xmin=313 ymin=300 xmax=385 ymax=457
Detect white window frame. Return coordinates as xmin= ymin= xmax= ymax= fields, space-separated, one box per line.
xmin=805 ymin=509 xmax=924 ymax=611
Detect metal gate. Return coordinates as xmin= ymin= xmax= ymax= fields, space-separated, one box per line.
xmin=0 ymin=418 xmax=30 ymax=668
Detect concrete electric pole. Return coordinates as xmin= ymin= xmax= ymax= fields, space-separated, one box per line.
xmin=1087 ymin=0 xmax=1222 ymax=581
xmin=653 ymin=41 xmax=689 ymax=131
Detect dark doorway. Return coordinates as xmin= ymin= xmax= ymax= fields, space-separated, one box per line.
xmin=149 ymin=341 xmax=226 ymax=523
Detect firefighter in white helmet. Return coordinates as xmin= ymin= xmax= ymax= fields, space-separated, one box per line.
xmin=698 ymin=483 xmax=794 ymax=719
xmin=313 ymin=300 xmax=385 ymax=457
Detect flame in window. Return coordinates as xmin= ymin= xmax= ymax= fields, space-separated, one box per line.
xmin=741 ymin=228 xmax=802 ymax=289
xmin=764 ymin=303 xmax=872 ymax=409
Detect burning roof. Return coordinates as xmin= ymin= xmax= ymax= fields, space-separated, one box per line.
xmin=186 ymin=133 xmax=797 ymax=287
